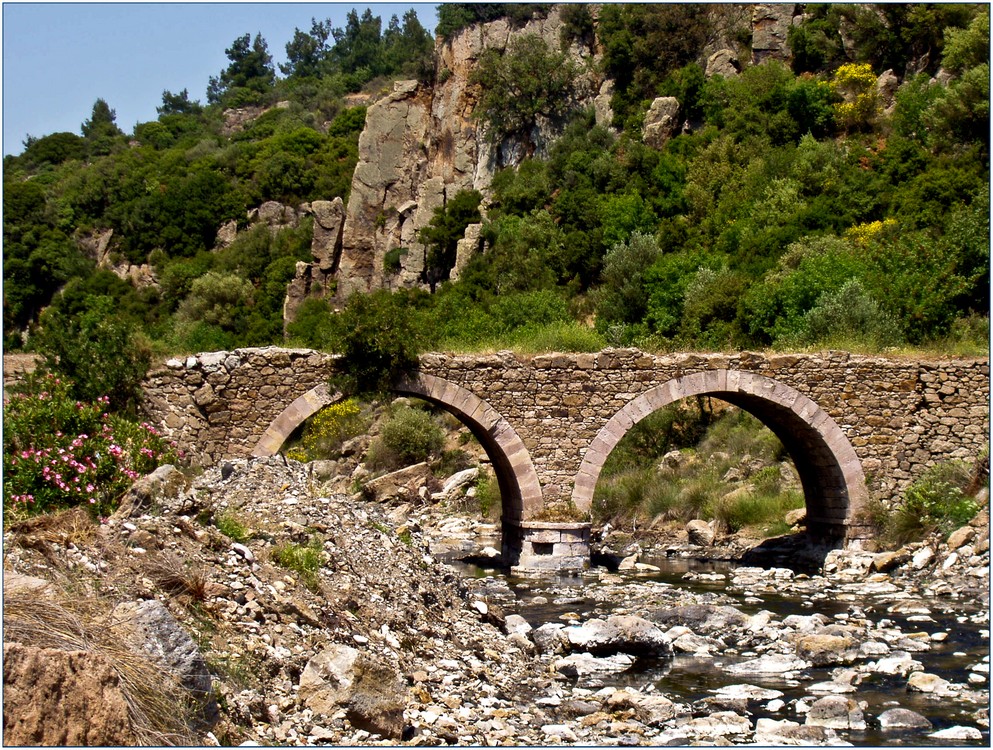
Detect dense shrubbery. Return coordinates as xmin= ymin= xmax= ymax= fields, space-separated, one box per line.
xmin=3 ymin=374 xmax=179 ymax=520
xmin=879 ymin=461 xmax=981 ymax=546
xmin=3 ymin=4 xmax=988 ymax=362
xmin=365 ymin=402 xmax=446 ymax=471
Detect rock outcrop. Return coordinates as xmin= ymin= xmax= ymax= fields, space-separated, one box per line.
xmin=334 ymin=6 xmax=605 ymax=299
xmin=270 ymin=4 xmax=819 ymax=314
xmin=75 ymin=227 xmax=158 ymax=289
xmin=3 ymin=642 xmax=139 ymax=746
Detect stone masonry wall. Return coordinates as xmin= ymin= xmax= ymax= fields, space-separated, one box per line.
xmin=141 ymin=348 xmax=334 ymax=466
xmin=416 ymin=349 xmax=989 ymax=507
xmin=141 ymin=348 xmax=989 ymax=506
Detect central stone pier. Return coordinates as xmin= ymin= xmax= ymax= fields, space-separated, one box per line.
xmin=507 ymin=521 xmax=592 ymax=573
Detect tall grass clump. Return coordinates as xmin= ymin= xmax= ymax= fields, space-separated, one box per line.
xmin=883 ymin=461 xmax=981 ymax=545
xmin=3 ymin=589 xmax=202 ymax=744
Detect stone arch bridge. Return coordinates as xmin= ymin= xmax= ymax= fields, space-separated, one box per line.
xmin=142 ymin=348 xmax=988 ymax=568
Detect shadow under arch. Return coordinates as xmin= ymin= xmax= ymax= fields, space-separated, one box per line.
xmin=251 ymin=374 xmax=543 ymax=529
xmin=571 ymin=370 xmax=870 ymax=543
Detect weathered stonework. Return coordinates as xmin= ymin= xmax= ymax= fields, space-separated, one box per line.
xmin=141 ymin=348 xmax=990 ymax=545
xmin=142 ymin=348 xmax=335 ymax=466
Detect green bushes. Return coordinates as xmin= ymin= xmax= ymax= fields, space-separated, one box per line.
xmin=33 ymin=293 xmax=151 ymax=415
xmin=366 ymin=403 xmax=445 ymax=471
xmin=593 ymin=402 xmax=802 ymax=538
xmin=2 ymin=6 xmax=988 ymax=361
xmin=883 ymin=462 xmax=981 ymax=546
xmin=3 ymin=374 xmax=178 ymax=520
xmin=470 ymin=34 xmax=578 ymax=145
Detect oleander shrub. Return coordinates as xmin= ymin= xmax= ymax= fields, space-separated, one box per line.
xmin=3 ymin=373 xmax=179 ymax=520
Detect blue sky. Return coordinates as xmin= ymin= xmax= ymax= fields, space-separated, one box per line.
xmin=2 ymin=2 xmax=440 ymax=155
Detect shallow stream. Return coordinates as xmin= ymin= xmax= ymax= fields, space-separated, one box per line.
xmin=455 ymin=554 xmax=990 ymax=747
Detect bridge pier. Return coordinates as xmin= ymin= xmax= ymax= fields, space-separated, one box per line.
xmin=504 ymin=521 xmax=591 ymax=573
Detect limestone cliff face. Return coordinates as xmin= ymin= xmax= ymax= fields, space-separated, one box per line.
xmin=290 ymin=3 xmax=781 ymax=310
xmin=335 ymin=6 xmax=606 ymax=299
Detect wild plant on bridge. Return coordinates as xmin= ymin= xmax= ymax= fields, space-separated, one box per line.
xmin=886 ymin=461 xmax=981 ymax=545
xmin=3 ymin=373 xmax=179 ymax=521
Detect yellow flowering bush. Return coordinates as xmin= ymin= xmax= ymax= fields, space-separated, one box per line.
xmin=294 ymin=399 xmax=366 ymax=461
xmin=845 ymin=218 xmax=897 ymax=246
xmin=831 ymin=63 xmax=879 ymax=130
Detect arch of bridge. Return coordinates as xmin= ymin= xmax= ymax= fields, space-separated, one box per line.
xmin=250 ymin=372 xmax=543 ymax=525
xmin=571 ymin=369 xmax=869 ymax=538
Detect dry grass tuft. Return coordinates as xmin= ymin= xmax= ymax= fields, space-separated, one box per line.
xmin=3 ymin=589 xmax=202 ymax=745
xmin=144 ymin=552 xmax=210 ymax=602
xmin=6 ymin=506 xmax=97 ymax=548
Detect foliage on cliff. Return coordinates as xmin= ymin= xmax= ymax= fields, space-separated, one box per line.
xmin=3 ymin=3 xmax=989 ymax=361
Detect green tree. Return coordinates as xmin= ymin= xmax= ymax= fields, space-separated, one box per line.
xmin=20 ymin=132 xmax=86 ymax=167
xmin=33 ymin=294 xmax=151 ymax=414
xmin=207 ymin=32 xmax=276 ymax=105
xmin=80 ymin=99 xmax=124 ymax=156
xmin=790 ymin=278 xmax=903 ymax=349
xmin=281 ymin=18 xmax=333 ymax=78
xmin=157 ymin=88 xmax=203 ymax=116
xmin=599 ymin=4 xmax=714 ymax=128
xmin=418 ymin=189 xmax=483 ymax=291
xmin=330 ymin=9 xmax=384 ymax=81
xmin=174 ymin=271 xmax=255 ymax=332
xmin=328 ymin=290 xmax=422 ymax=395
xmin=595 ymin=231 xmax=663 ymax=328
xmin=382 ymin=10 xmax=434 ymax=80
xmin=470 ymin=34 xmax=577 ymax=148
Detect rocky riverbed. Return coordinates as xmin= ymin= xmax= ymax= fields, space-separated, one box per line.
xmin=3 ymin=455 xmax=989 ymax=746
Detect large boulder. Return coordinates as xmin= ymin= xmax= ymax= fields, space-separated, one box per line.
xmin=878 ymin=708 xmax=932 ymax=730
xmin=706 ymin=49 xmax=740 ymax=78
xmin=299 ymin=644 xmax=407 ymax=739
xmin=3 ymin=642 xmax=138 ymax=746
xmin=565 ymin=614 xmax=672 ymax=657
xmin=605 ymin=689 xmax=679 ymax=725
xmin=686 ymin=519 xmax=716 ymax=546
xmin=650 ymin=604 xmax=750 ymax=635
xmin=642 ymin=97 xmax=681 ymax=149
xmin=792 ymin=633 xmax=860 ymax=666
xmin=113 ymin=464 xmax=188 ymax=518
xmin=363 ymin=462 xmax=433 ymax=503
xmin=552 ymin=652 xmax=636 ymax=677
xmin=804 ymin=695 xmax=866 ymax=730
xmin=110 ymin=599 xmax=218 ymax=729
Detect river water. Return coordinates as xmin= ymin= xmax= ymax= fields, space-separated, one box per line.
xmin=453 ymin=553 xmax=990 ymax=747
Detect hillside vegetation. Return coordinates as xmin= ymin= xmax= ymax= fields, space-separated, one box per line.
xmin=4 ymin=4 xmax=989 ymax=389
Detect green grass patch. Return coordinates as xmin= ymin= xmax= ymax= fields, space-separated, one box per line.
xmin=271 ymin=536 xmax=324 ymax=591
xmin=215 ymin=511 xmax=250 ymax=543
